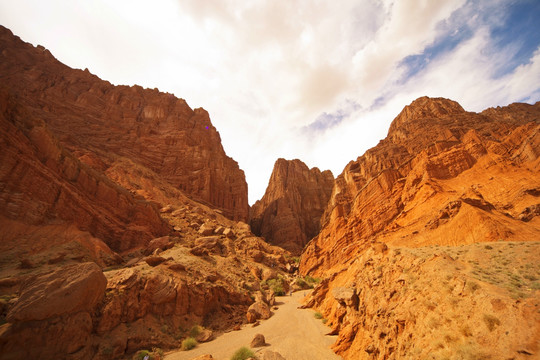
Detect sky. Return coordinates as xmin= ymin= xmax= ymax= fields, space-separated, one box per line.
xmin=1 ymin=0 xmax=539 ymax=204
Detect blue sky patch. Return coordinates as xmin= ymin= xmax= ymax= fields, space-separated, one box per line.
xmin=398 ymin=0 xmax=540 ymax=83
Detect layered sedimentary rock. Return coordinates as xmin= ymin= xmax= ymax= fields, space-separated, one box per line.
xmin=0 ymin=87 xmax=170 ymax=252
xmin=304 ymin=242 xmax=540 ymax=359
xmin=1 ymin=262 xmax=107 ymax=359
xmin=298 ymin=96 xmax=540 ymax=359
xmin=250 ymin=158 xmax=334 ymax=254
xmin=0 ymin=25 xmax=248 ymax=221
xmin=301 ymin=96 xmax=540 ymax=276
xmin=0 ymin=26 xmax=291 ymax=360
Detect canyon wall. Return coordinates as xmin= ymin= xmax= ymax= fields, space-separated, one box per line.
xmin=298 ymin=96 xmax=540 ymax=359
xmin=0 ymin=25 xmax=248 ymax=222
xmin=301 ymin=96 xmax=540 ymax=276
xmin=250 ymin=158 xmax=334 ymax=254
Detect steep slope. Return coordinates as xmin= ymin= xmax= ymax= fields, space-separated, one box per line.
xmin=0 ymin=26 xmax=293 ymax=360
xmin=304 ymin=241 xmax=540 ymax=359
xmin=0 ymin=87 xmax=170 ymax=254
xmin=250 ymin=158 xmax=334 ymax=254
xmin=0 ymin=25 xmax=248 ymax=221
xmin=301 ymin=97 xmax=540 ymax=276
xmin=298 ymin=97 xmax=540 ymax=359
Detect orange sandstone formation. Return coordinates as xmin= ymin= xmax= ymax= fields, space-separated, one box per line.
xmin=250 ymin=158 xmax=334 ymax=254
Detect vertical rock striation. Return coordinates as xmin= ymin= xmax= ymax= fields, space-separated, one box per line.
xmin=250 ymin=158 xmax=334 ymax=254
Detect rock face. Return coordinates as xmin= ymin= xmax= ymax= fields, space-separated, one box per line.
xmin=304 ymin=242 xmax=540 ymax=360
xmin=0 ymin=26 xmax=291 ymax=360
xmin=0 ymin=86 xmax=170 ymax=252
xmin=7 ymin=262 xmax=106 ymax=322
xmin=250 ymin=159 xmax=334 ymax=254
xmin=298 ymin=97 xmax=540 ymax=360
xmin=301 ymin=97 xmax=540 ymax=276
xmin=1 ymin=263 xmax=107 ymax=359
xmin=0 ymin=25 xmax=248 ymax=221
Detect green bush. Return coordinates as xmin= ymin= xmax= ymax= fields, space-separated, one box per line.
xmin=230 ymin=346 xmax=256 ymax=360
xmin=314 ymin=312 xmax=323 ymax=319
xmin=265 ymin=276 xmax=286 ymax=296
xmin=181 ymin=337 xmax=198 ymax=351
xmin=152 ymin=348 xmax=164 ymax=357
xmin=189 ymin=325 xmax=201 ymax=338
xmin=304 ymin=275 xmax=321 ymax=288
xmin=295 ymin=278 xmax=308 ymax=288
xmin=135 ymin=350 xmax=153 ymax=360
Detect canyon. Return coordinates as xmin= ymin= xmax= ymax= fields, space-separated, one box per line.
xmin=0 ymin=24 xmax=539 ymax=360
xmin=0 ymin=26 xmax=287 ymax=360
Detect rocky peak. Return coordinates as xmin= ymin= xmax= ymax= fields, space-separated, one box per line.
xmin=301 ymin=97 xmax=540 ymax=275
xmin=250 ymin=158 xmax=334 ymax=254
xmin=395 ymin=96 xmax=465 ymax=121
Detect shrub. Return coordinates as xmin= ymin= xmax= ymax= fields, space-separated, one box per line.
xmin=230 ymin=346 xmax=256 ymax=360
xmin=483 ymin=314 xmax=500 ymax=331
xmin=304 ymin=275 xmax=321 ymax=286
xmin=314 ymin=312 xmax=323 ymax=319
xmin=189 ymin=325 xmax=201 ymax=338
xmin=135 ymin=350 xmax=152 ymax=360
xmin=181 ymin=337 xmax=198 ymax=351
xmin=295 ymin=278 xmax=308 ymax=288
xmin=152 ymin=348 xmax=164 ymax=357
xmin=466 ymin=280 xmax=480 ymax=293
xmin=267 ymin=277 xmax=286 ymax=296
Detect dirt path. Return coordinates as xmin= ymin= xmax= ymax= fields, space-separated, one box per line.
xmin=164 ymin=291 xmax=343 ymax=360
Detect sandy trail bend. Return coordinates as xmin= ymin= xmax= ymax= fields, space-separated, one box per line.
xmin=164 ymin=291 xmax=343 ymax=360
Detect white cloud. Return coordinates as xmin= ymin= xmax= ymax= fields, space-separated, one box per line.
xmin=0 ymin=0 xmax=538 ymax=204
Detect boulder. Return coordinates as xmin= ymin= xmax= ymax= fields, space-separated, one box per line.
xmin=250 ymin=333 xmax=266 ymax=347
xmin=145 ymin=236 xmax=174 ymax=255
xmin=247 ymin=301 xmax=271 ymax=320
xmin=196 ymin=329 xmax=214 ymax=343
xmin=198 ymin=223 xmax=215 ymax=236
xmin=168 ymin=263 xmax=186 ymax=272
xmin=214 ymin=226 xmax=225 ymax=235
xmin=7 ymin=262 xmax=106 ymax=322
xmin=223 ymin=228 xmax=235 ymax=239
xmin=261 ymin=268 xmax=277 ymax=281
xmin=144 ymin=255 xmax=167 ymax=267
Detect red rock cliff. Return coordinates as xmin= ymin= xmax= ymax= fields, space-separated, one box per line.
xmin=0 ymin=25 xmax=248 ymax=221
xmin=0 ymin=86 xmax=170 ymax=252
xmin=250 ymin=158 xmax=334 ymax=254
xmin=301 ymin=96 xmax=540 ymax=276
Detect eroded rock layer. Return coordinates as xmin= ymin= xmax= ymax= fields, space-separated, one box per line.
xmin=250 ymin=158 xmax=334 ymax=254
xmin=301 ymin=96 xmax=540 ymax=276
xmin=0 ymin=25 xmax=248 ymax=221
xmin=298 ymin=97 xmax=540 ymax=359
xmin=0 ymin=26 xmax=289 ymax=360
